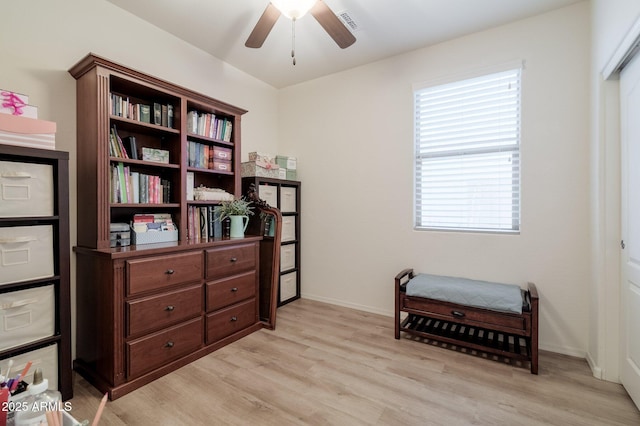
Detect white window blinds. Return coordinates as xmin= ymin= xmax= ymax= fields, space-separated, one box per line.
xmin=414 ymin=68 xmax=521 ymax=232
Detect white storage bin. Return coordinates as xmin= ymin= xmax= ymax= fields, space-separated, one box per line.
xmin=0 ymin=284 xmax=55 ymax=351
xmin=0 ymin=225 xmax=54 ymax=285
xmin=280 ymin=244 xmax=296 ymax=272
xmin=258 ymin=184 xmax=277 ymax=208
xmin=281 ymin=217 xmax=296 ymax=242
xmin=0 ymin=343 xmax=58 ymax=390
xmin=280 ymin=187 xmax=296 ymax=213
xmin=0 ymin=160 xmax=53 ymax=217
xmin=280 ymin=271 xmax=297 ymax=302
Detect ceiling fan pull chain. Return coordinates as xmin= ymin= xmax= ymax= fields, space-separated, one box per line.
xmin=291 ymin=17 xmax=296 ymax=66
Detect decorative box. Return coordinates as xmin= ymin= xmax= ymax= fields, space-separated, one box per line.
xmin=141 ymin=147 xmax=169 ymax=164
xmin=278 ymin=168 xmax=287 ymax=179
xmin=213 ymin=146 xmax=232 ymax=161
xmin=212 ymin=159 xmax=232 ymax=172
xmin=241 ymin=161 xmax=279 ymax=178
xmin=0 ymin=114 xmax=55 ymax=150
xmin=110 ymin=222 xmax=131 ymax=247
xmin=248 ymin=151 xmax=276 ymax=165
xmin=132 ymin=229 xmax=178 ymax=245
xmin=286 ymin=169 xmax=297 ymax=180
xmin=0 ymin=90 xmax=38 ymax=118
xmin=276 ymin=155 xmax=297 ymax=170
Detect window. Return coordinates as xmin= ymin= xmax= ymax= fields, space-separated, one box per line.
xmin=414 ymin=67 xmax=521 ymax=233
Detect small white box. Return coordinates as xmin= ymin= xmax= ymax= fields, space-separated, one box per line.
xmin=280 ymin=271 xmax=297 ymax=302
xmin=281 ymin=217 xmax=296 ymax=242
xmin=0 ymin=225 xmax=54 ymax=285
xmin=258 ymin=184 xmax=277 ymax=207
xmin=280 ymin=187 xmax=297 ymax=213
xmin=278 ymin=168 xmax=287 ymax=180
xmin=0 ymin=343 xmax=58 ymax=390
xmin=280 ymin=244 xmax=296 ymax=272
xmin=286 ymin=157 xmax=297 ymax=170
xmin=0 ymin=284 xmax=55 ymax=351
xmin=132 ymin=229 xmax=178 ymax=245
xmin=0 ymin=160 xmax=53 ymax=217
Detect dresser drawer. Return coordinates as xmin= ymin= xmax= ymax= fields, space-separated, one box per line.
xmin=126 ymin=284 xmax=202 ymax=337
xmin=126 ymin=251 xmax=203 ymax=296
xmin=0 ymin=344 xmax=58 ymax=390
xmin=258 ymin=184 xmax=277 ymax=208
xmin=0 ymin=284 xmax=54 ymax=351
xmin=206 ymin=243 xmax=257 ymax=280
xmin=0 ymin=160 xmax=53 ymax=217
xmin=281 ymin=216 xmax=295 ymax=242
xmin=280 ymin=244 xmax=296 ymax=272
xmin=0 ymin=225 xmax=54 ymax=285
xmin=403 ymin=296 xmax=525 ymax=331
xmin=127 ymin=317 xmax=202 ymax=378
xmin=206 ymin=271 xmax=256 ymax=312
xmin=206 ymin=298 xmax=256 ymax=344
xmin=280 ymin=187 xmax=297 ymax=213
xmin=280 ymin=271 xmax=298 ymax=303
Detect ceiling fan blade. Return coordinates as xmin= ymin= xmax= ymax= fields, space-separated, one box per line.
xmin=245 ymin=3 xmax=281 ymax=48
xmin=310 ymin=0 xmax=356 ymax=49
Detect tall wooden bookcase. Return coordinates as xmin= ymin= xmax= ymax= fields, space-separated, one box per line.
xmin=0 ymin=145 xmax=72 ymax=401
xmin=69 ymin=54 xmax=276 ymax=400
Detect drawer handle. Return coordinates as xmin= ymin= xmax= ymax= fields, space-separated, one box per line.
xmin=165 ymin=305 xmax=175 ymax=312
xmin=230 ymin=316 xmax=238 ymax=322
xmin=165 ymin=269 xmax=175 ymax=275
xmin=1 ymin=172 xmax=32 ymax=178
xmin=165 ymin=341 xmax=174 ymax=348
xmin=451 ymin=311 xmax=466 ymax=318
xmin=231 ymin=287 xmax=238 ymax=292
xmin=230 ymin=257 xmax=237 ymax=263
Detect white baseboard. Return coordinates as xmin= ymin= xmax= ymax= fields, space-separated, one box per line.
xmin=301 ymin=293 xmax=394 ymax=318
xmin=586 ymin=352 xmax=604 ymax=380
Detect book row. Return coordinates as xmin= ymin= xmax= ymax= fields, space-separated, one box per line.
xmin=110 ymin=93 xmax=174 ymax=128
xmin=187 ymin=205 xmax=229 ymax=242
xmin=187 ymin=140 xmax=233 ymax=171
xmin=187 ymin=110 xmax=233 ymax=142
xmin=110 ymin=163 xmax=171 ymax=204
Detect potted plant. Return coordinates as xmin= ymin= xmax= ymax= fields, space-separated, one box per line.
xmin=216 ymin=197 xmax=254 ymax=238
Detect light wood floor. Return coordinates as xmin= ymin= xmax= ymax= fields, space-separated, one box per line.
xmin=67 ymin=299 xmax=640 ymax=425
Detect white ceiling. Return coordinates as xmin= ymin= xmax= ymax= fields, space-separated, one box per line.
xmin=107 ymin=0 xmax=583 ymax=89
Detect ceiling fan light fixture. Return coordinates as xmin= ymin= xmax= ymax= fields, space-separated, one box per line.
xmin=271 ymin=0 xmax=316 ymax=20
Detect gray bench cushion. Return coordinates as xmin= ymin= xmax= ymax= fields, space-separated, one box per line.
xmin=406 ymin=273 xmax=523 ymax=314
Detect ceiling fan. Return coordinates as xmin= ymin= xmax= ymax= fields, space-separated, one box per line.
xmin=245 ymin=0 xmax=356 ymax=55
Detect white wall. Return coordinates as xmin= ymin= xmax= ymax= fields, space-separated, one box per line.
xmin=279 ymin=2 xmax=591 ymax=357
xmin=0 ymin=0 xmax=280 ymax=357
xmin=589 ymin=0 xmax=640 ymax=381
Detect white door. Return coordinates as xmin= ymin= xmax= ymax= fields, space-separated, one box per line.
xmin=620 ymin=49 xmax=640 ymax=410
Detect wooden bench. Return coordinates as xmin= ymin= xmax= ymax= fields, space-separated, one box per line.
xmin=395 ymin=268 xmax=539 ymax=374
